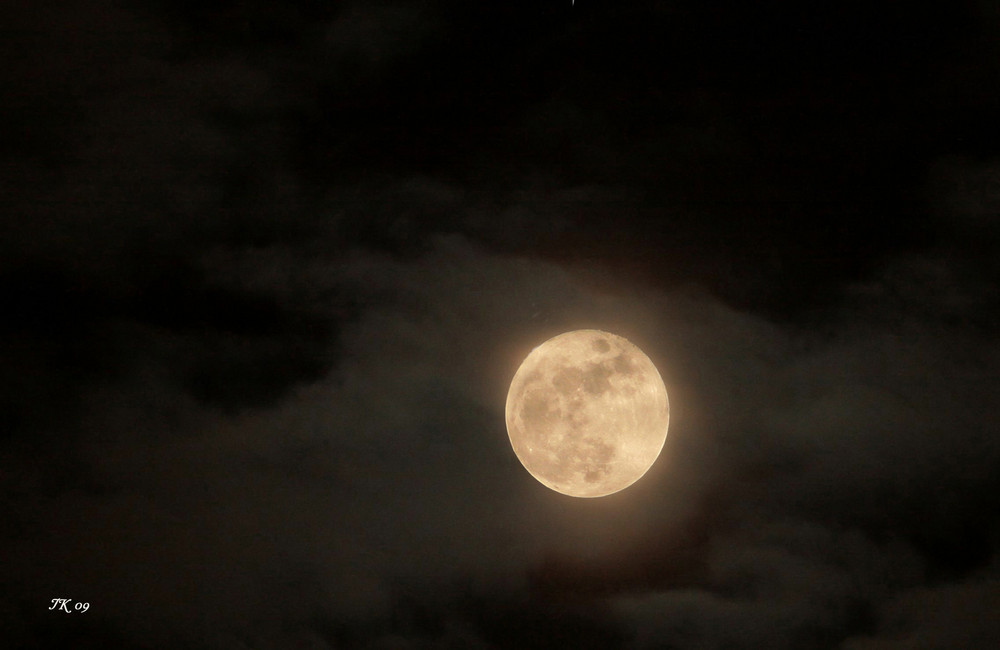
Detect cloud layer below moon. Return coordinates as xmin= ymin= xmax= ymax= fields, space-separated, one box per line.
xmin=5 ymin=233 xmax=998 ymax=647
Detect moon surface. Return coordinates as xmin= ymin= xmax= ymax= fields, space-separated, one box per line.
xmin=505 ymin=329 xmax=670 ymax=498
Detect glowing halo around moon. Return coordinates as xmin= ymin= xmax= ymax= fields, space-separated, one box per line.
xmin=505 ymin=329 xmax=669 ymax=498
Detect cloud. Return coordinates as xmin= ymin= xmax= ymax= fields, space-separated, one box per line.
xmin=4 ymin=219 xmax=996 ymax=648
xmin=842 ymin=568 xmax=1000 ymax=649
xmin=325 ymin=1 xmax=441 ymax=71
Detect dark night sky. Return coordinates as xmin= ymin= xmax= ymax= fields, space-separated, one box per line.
xmin=3 ymin=1 xmax=1000 ymax=648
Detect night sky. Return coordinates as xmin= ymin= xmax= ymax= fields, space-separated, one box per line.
xmin=3 ymin=1 xmax=1000 ymax=648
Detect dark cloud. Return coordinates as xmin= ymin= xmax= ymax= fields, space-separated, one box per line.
xmin=843 ymin=570 xmax=1000 ymax=649
xmin=5 ymin=234 xmax=997 ymax=647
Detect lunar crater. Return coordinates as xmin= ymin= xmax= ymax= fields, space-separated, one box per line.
xmin=581 ymin=361 xmax=613 ymax=395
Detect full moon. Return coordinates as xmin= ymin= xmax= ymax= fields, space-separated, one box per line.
xmin=505 ymin=329 xmax=669 ymax=498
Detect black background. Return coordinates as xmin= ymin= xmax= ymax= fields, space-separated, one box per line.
xmin=3 ymin=1 xmax=999 ymax=647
